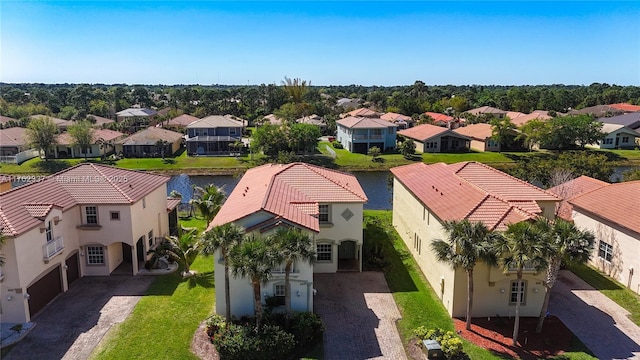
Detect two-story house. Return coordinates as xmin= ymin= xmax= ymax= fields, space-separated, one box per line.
xmin=0 ymin=164 xmax=178 ymax=323
xmin=207 ymin=163 xmax=368 ymax=318
xmin=336 ymin=116 xmax=398 ymax=154
xmin=186 ymin=115 xmax=244 ymax=156
xmin=390 ymin=162 xmax=559 ymax=318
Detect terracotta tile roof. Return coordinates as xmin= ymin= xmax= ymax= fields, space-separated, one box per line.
xmin=166 ymin=114 xmax=199 ymax=127
xmin=511 ymin=112 xmax=552 ymax=126
xmin=548 ymin=176 xmax=609 ymax=221
xmin=0 ymin=115 xmax=17 ymax=125
xmin=167 ymin=197 xmax=181 ymax=211
xmin=30 ymin=114 xmax=73 ymax=129
xmin=453 ymin=123 xmax=493 ymax=140
xmin=380 ymin=112 xmax=412 ymax=122
xmin=466 ymin=106 xmax=507 ymax=116
xmin=118 ymin=127 xmax=183 ymax=146
xmin=609 ymin=103 xmax=640 ymax=112
xmin=391 ymin=162 xmax=558 ymax=230
xmin=424 ymin=112 xmax=454 ymax=123
xmin=569 ymin=180 xmax=640 ymax=235
xmin=398 ymin=124 xmax=468 ymax=142
xmin=56 ymin=129 xmax=125 ymax=145
xmin=0 ymin=163 xmax=169 ymax=237
xmin=87 ymin=114 xmax=115 ymax=126
xmin=23 ymin=204 xmax=56 ymax=219
xmin=209 ymin=163 xmax=367 ymax=232
xmin=344 ymin=108 xmax=381 ymax=118
xmin=337 ymin=116 xmax=397 ymax=129
xmin=0 ymin=127 xmax=28 ymax=147
xmin=188 ymin=115 xmax=243 ymax=129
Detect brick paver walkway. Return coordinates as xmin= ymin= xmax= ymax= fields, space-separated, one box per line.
xmin=549 ymin=270 xmax=640 ymax=359
xmin=314 ymin=272 xmax=407 ymax=360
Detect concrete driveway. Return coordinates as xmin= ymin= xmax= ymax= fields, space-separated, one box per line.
xmin=4 ymin=275 xmax=153 ymax=360
xmin=314 ymin=272 xmax=407 ymax=360
xmin=549 ymin=270 xmax=640 ymax=359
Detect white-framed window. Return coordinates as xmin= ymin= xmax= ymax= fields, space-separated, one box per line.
xmin=148 ymin=230 xmax=154 ymax=247
xmin=274 ymin=284 xmax=285 ymax=297
xmin=87 ymin=246 xmax=105 ymax=265
xmin=318 ymin=204 xmax=330 ymax=223
xmin=510 ymin=280 xmax=526 ymax=305
xmin=317 ymin=243 xmax=332 ymax=261
xmin=85 ymin=206 xmax=98 ymax=224
xmin=599 ymin=240 xmax=613 ymax=262
xmin=45 ymin=220 xmax=53 ymax=242
xmin=110 ymin=211 xmax=120 ymax=221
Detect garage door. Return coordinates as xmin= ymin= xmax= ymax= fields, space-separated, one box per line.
xmin=66 ymin=253 xmax=80 ymax=286
xmin=27 ymin=266 xmax=62 ymax=318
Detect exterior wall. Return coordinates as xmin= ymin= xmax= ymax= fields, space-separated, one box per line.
xmin=574 ymin=209 xmax=640 ymax=294
xmin=469 ymin=139 xmax=487 ymax=152
xmin=314 ymin=202 xmax=364 ymax=273
xmin=337 ymin=124 xmax=397 ymax=153
xmin=187 ymin=126 xmax=242 ymax=137
xmin=392 ymin=178 xmax=546 ymax=317
xmin=53 ymin=144 xmax=104 ymax=158
xmin=596 ymin=129 xmax=638 ymax=149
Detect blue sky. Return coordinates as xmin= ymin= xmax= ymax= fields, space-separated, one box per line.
xmin=1 ymin=1 xmax=639 ymax=86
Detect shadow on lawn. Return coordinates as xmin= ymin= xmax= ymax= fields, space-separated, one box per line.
xmin=34 ymin=159 xmax=75 ymax=173
xmin=188 ymin=271 xmax=215 ymax=289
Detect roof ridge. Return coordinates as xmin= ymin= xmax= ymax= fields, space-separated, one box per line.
xmin=91 ymin=163 xmax=134 ymax=203
xmin=261 ymin=163 xmax=289 ymax=209
xmin=302 ymin=163 xmax=368 ymax=201
xmin=468 ymin=161 xmax=560 ymax=200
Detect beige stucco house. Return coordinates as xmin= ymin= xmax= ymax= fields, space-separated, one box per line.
xmin=390 ymin=162 xmax=559 ymax=318
xmin=398 ymin=124 xmax=470 ymax=153
xmin=208 ymin=162 xmax=368 ymax=318
xmin=454 ymin=123 xmax=501 ymax=152
xmin=0 ymin=164 xmax=179 ymax=323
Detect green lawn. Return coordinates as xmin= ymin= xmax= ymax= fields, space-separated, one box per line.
xmin=567 ymin=263 xmax=640 ymax=326
xmin=90 ymin=255 xmax=215 ymax=360
xmin=364 ymin=210 xmax=595 ymax=360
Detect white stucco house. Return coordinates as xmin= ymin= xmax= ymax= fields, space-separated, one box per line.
xmin=207 ymin=162 xmax=368 ymax=318
xmin=591 ymin=123 xmax=640 ymax=149
xmin=390 ymin=161 xmax=559 ymax=318
xmin=0 ymin=164 xmax=180 ymax=323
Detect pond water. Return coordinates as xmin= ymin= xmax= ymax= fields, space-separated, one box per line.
xmin=167 ymin=166 xmax=636 ymax=211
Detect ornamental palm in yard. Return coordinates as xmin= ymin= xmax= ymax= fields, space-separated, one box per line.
xmin=200 ymin=223 xmax=245 ymax=322
xmin=495 ymin=220 xmax=549 ymax=346
xmin=536 ymin=218 xmax=595 ymax=333
xmin=190 ymin=184 xmax=226 ymax=223
xmin=431 ymin=219 xmax=498 ymax=331
xmin=152 ymin=228 xmax=200 ymax=276
xmin=229 ymin=234 xmax=279 ymax=329
xmin=270 ymin=227 xmax=316 ymax=329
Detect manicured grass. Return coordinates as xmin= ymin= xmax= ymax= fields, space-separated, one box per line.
xmin=318 ymin=142 xmax=414 ymax=169
xmin=567 ymin=263 xmax=640 ymax=326
xmin=178 ymin=216 xmax=209 ymax=234
xmin=90 ymin=255 xmax=215 ymax=360
xmin=364 ymin=210 xmax=595 ymax=359
xmin=595 ymin=148 xmax=640 ymax=161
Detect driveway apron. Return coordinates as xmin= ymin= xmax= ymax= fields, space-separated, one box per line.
xmin=549 ymin=270 xmax=640 ymax=360
xmin=314 ymin=272 xmax=407 ymax=360
xmin=4 ymin=276 xmax=153 ymax=360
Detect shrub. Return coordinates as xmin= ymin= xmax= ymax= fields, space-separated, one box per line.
xmin=290 ymin=312 xmax=324 ymax=346
xmin=205 ymin=314 xmax=227 ymax=337
xmin=413 ymin=327 xmax=465 ymax=359
xmin=331 ymin=141 xmax=343 ymax=149
xmin=212 ymin=323 xmax=295 ymax=360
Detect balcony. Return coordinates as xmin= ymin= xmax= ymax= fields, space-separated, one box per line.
xmin=43 ymin=236 xmax=64 ymax=262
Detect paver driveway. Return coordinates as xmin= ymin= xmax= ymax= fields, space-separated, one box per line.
xmin=4 ymin=275 xmax=153 ymax=360
xmin=314 ymin=272 xmax=407 ymax=360
xmin=549 ymin=270 xmax=640 ymax=360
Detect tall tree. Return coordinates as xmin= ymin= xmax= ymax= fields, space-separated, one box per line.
xmin=26 ymin=116 xmax=58 ymax=160
xmin=494 ymin=220 xmax=548 ymax=346
xmin=516 ymin=119 xmax=550 ymax=151
xmin=229 ymin=234 xmax=278 ymax=329
xmin=536 ymin=219 xmax=594 ymax=333
xmin=190 ymin=184 xmax=226 ymax=223
xmin=431 ymin=220 xmax=498 ymax=330
xmin=201 ymin=223 xmax=245 ymax=322
xmin=490 ymin=117 xmax=517 ymax=151
xmin=67 ymin=120 xmax=96 ymax=160
xmin=270 ymin=227 xmax=316 ymax=328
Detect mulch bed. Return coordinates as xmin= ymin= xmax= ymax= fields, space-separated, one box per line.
xmin=190 ymin=320 xmax=219 ymax=360
xmin=454 ymin=316 xmax=574 ymax=359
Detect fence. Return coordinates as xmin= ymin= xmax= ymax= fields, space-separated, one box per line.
xmin=0 ymin=149 xmax=41 ymax=164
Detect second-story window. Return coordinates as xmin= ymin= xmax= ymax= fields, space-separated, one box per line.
xmin=318 ymin=204 xmax=329 ymax=223
xmin=45 ymin=220 xmax=53 ymax=242
xmin=86 ymin=206 xmax=98 ymax=224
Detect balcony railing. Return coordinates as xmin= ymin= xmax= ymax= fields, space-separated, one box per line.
xmin=43 ymin=236 xmax=64 ymax=261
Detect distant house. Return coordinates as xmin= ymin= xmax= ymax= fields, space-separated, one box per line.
xmin=0 ymin=115 xmax=18 ymax=127
xmin=209 ymin=162 xmax=368 ymax=318
xmin=454 ymin=123 xmax=501 ymax=152
xmin=380 ymin=112 xmax=413 ymax=129
xmin=505 ymin=111 xmax=553 ymax=127
xmin=336 ymin=98 xmax=361 ymax=110
xmin=608 ymin=103 xmax=640 ymax=113
xmin=30 ymin=115 xmax=73 ymax=131
xmin=115 ymin=127 xmax=183 ymax=157
xmin=567 ymin=180 xmax=640 ymax=294
xmin=336 ymin=116 xmax=398 ymax=153
xmin=186 ymin=115 xmax=244 ymax=156
xmin=597 ymin=112 xmax=640 ymax=131
xmin=116 ymin=107 xmax=158 ymax=131
xmin=465 ymin=106 xmax=507 ymax=119
xmin=0 ymin=127 xmax=41 ymax=164
xmin=53 ymin=129 xmax=125 ymax=158
xmin=590 ymin=123 xmax=640 ymax=149
xmin=165 ymin=114 xmax=199 ymax=129
xmin=261 ymin=114 xmax=284 ymax=126
xmin=423 ymin=112 xmax=459 ymax=128
xmin=340 ymin=108 xmax=381 ymax=119
xmin=398 ymin=124 xmax=470 ymax=153
xmin=86 ymin=114 xmax=115 ymax=128
xmin=568 ymin=105 xmax=624 ymax=118
xmin=391 ymin=161 xmax=559 ymax=318
xmin=547 ymin=175 xmax=608 ymax=221
xmin=0 ymin=163 xmax=178 ymax=322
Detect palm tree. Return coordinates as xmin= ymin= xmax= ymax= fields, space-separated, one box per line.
xmin=229 ymin=234 xmax=279 ymax=329
xmin=190 ymin=184 xmax=226 ymax=223
xmin=494 ymin=220 xmax=548 ymax=346
xmin=536 ymin=219 xmax=594 ymax=333
xmin=201 ymin=223 xmax=245 ymax=322
xmin=270 ymin=227 xmax=316 ymax=329
xmin=431 ymin=220 xmax=498 ymax=331
xmin=151 ymin=228 xmax=200 ymax=276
